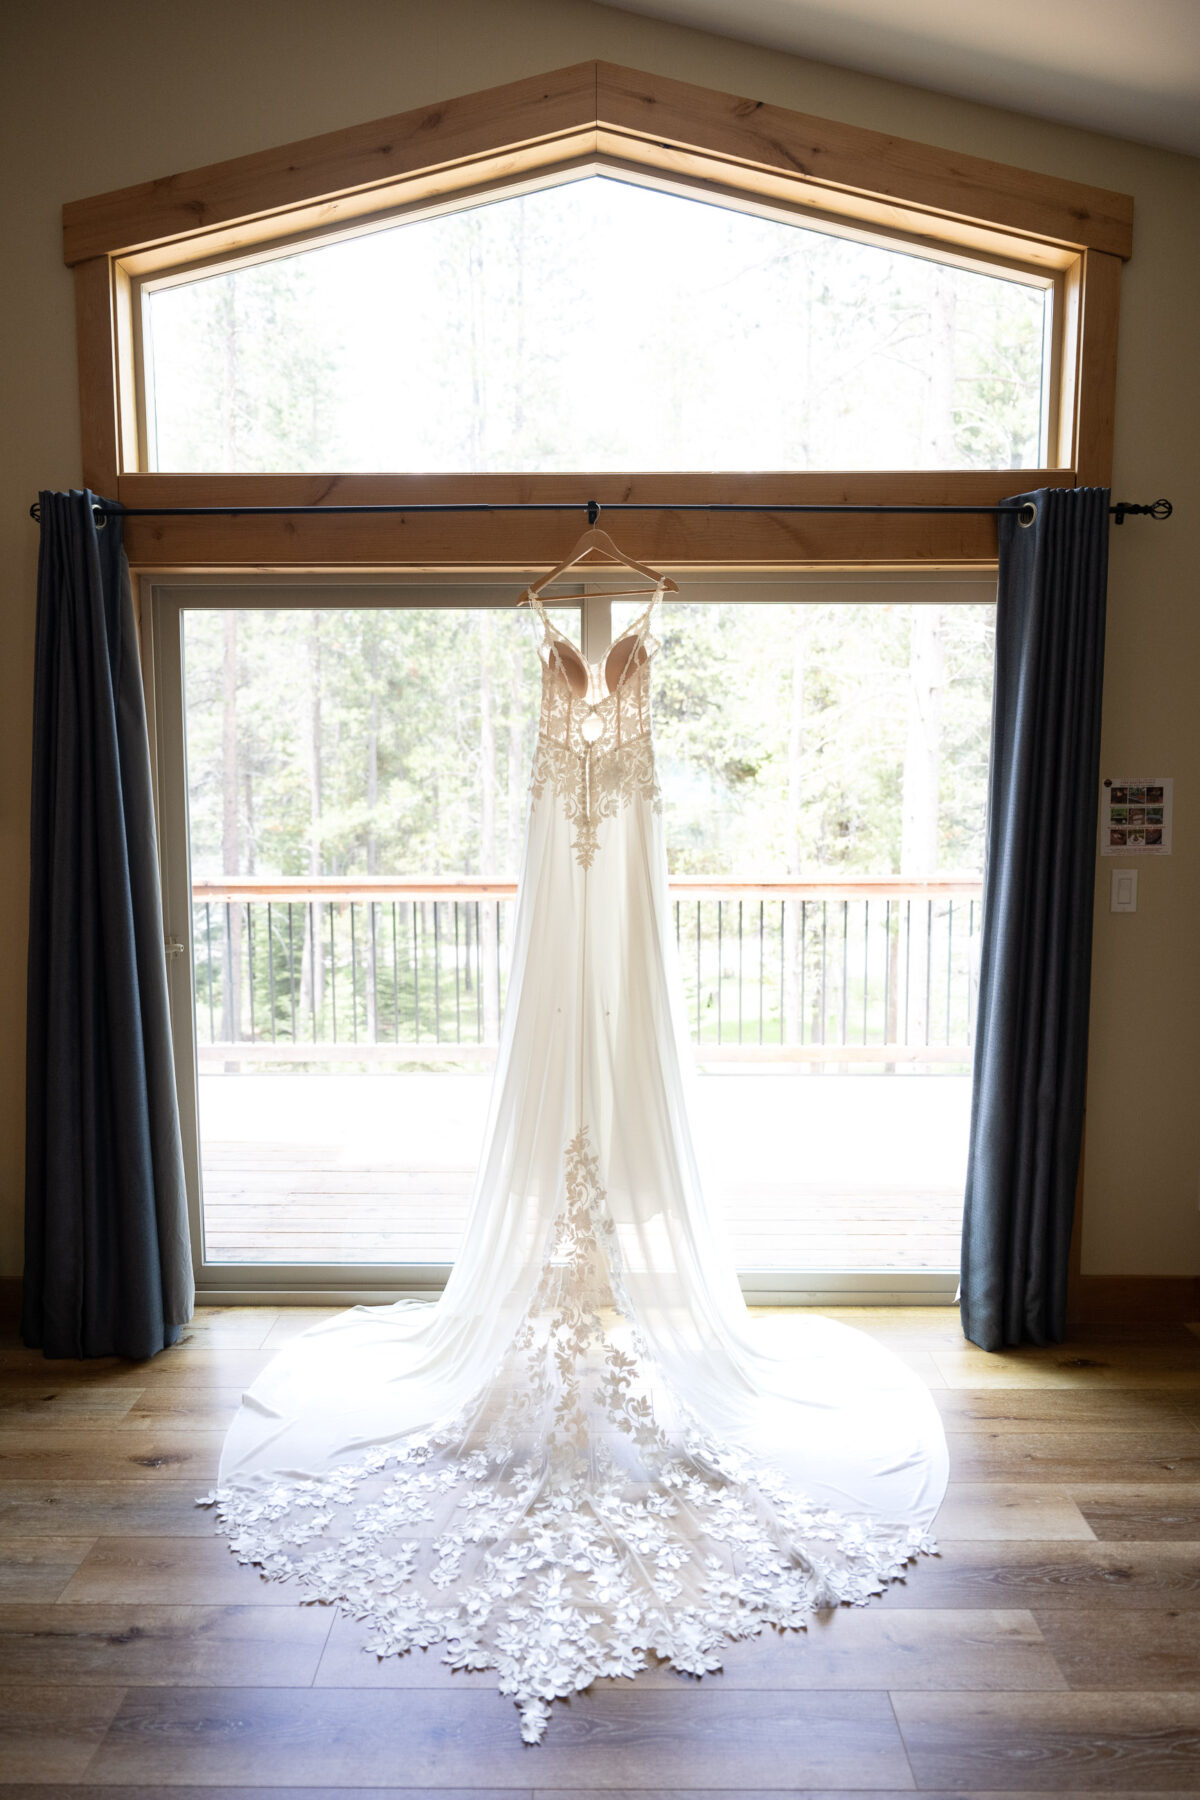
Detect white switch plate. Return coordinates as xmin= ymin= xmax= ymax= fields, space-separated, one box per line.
xmin=1111 ymin=868 xmax=1138 ymax=913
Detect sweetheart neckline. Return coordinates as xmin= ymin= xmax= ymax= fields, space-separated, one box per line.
xmin=534 ymin=587 xmax=664 ymax=696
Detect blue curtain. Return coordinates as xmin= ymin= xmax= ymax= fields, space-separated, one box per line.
xmin=23 ymin=491 xmax=194 ymax=1359
xmin=960 ymin=486 xmax=1109 ymax=1350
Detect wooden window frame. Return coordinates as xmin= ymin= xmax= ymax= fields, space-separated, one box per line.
xmin=66 ymin=61 xmax=1131 ymax=570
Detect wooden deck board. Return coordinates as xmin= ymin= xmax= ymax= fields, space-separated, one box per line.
xmin=195 ymin=1070 xmax=971 ymax=1271
xmin=199 ymin=1144 xmax=963 ymax=1269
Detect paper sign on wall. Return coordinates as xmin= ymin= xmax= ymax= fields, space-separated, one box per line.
xmin=1100 ymin=777 xmax=1173 ymax=855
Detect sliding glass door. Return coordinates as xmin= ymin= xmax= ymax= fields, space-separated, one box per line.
xmin=149 ymin=574 xmax=993 ymax=1301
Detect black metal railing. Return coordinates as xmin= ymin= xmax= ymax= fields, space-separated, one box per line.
xmin=190 ymin=876 xmax=981 ymax=1067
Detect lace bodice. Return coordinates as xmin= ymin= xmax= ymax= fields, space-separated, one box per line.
xmin=528 ymin=592 xmax=663 ymax=868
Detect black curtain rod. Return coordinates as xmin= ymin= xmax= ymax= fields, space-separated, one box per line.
xmin=28 ymin=496 xmax=1172 ymax=526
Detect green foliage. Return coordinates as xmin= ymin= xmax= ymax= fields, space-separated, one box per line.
xmin=184 ymin=597 xmax=991 ymax=1054
xmin=648 ymin=600 xmax=993 ymax=877
xmin=184 ymin=607 xmax=540 ymax=880
xmin=150 ymin=261 xmax=344 ymax=470
xmin=147 ymin=176 xmax=1047 ymax=475
xmin=164 ymin=178 xmax=1004 ymax=1059
xmin=186 ymin=598 xmax=991 ymax=885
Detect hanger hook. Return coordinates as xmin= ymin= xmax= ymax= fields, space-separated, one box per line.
xmin=586 ymin=499 xmax=600 ymax=528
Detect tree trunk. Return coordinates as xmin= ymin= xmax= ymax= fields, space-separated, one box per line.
xmin=924 ymin=264 xmax=959 ymax=467
xmin=467 ymin=214 xmax=486 ymax=470
xmin=782 ymin=610 xmax=810 ymax=1047
xmin=512 ymin=203 xmax=526 ymax=457
xmin=506 ymin=639 xmax=526 ymax=869
xmin=298 ymin=615 xmax=324 ymax=1040
xmin=220 ymin=284 xmax=240 ymax=468
xmin=364 ymin=625 xmax=379 ymax=1043
xmin=220 ymin=612 xmax=242 ymax=1065
xmin=479 ymin=618 xmax=501 ymax=1045
xmin=900 ymin=605 xmax=945 ymax=1048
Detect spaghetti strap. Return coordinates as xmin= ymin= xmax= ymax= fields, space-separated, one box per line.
xmin=524 ymin=583 xmax=666 ymax=695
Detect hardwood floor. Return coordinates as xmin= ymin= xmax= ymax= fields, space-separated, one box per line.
xmin=1 ymin=1305 xmax=1199 ymax=1792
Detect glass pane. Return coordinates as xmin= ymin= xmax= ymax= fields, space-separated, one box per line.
xmin=615 ymin=594 xmax=994 ymax=1274
xmin=146 ymin=175 xmax=1048 ymax=474
xmin=182 ymin=603 xmax=573 ymax=1267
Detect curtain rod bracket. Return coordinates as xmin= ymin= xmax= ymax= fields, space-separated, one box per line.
xmin=1111 ymin=498 xmax=1172 ymax=524
xmin=586 ymin=499 xmax=600 ymax=527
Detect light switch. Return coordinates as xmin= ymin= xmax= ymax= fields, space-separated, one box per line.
xmin=1111 ymin=869 xmax=1138 ymax=913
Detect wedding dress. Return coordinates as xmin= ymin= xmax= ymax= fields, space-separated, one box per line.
xmin=206 ymin=585 xmax=949 ymax=1740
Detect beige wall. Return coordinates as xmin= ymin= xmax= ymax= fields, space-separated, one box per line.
xmin=2 ymin=0 xmax=1197 ymax=1280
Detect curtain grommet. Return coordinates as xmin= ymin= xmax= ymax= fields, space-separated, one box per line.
xmin=1017 ymin=501 xmax=1038 ymax=528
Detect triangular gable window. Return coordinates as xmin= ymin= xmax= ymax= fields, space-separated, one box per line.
xmin=142 ymin=172 xmax=1050 ymax=474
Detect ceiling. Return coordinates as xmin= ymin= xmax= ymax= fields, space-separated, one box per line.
xmin=608 ymin=0 xmax=1200 ymax=156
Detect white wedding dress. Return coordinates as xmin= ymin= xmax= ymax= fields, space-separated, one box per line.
xmin=207 ymin=586 xmax=948 ymax=1740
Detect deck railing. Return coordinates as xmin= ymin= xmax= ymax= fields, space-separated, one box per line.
xmin=189 ymin=876 xmax=982 ymax=1069
xmin=185 ymin=882 xmax=978 ymax=1065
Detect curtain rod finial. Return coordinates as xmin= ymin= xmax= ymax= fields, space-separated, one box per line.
xmin=1112 ymin=497 xmax=1172 ymax=524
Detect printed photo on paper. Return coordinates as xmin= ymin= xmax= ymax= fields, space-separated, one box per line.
xmin=1101 ymin=777 xmax=1173 ymax=854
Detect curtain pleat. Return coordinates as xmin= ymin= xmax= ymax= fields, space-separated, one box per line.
xmin=23 ymin=489 xmax=193 ymax=1360
xmin=960 ymin=486 xmax=1109 ymax=1350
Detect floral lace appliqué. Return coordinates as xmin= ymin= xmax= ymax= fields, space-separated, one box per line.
xmin=201 ymin=1127 xmax=937 ymax=1743
xmin=528 ymin=609 xmax=663 ymax=870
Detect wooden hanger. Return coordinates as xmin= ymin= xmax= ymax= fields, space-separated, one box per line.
xmin=522 ymin=525 xmax=679 ymax=602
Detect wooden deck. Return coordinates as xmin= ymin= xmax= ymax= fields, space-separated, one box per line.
xmin=196 ymin=1071 xmax=969 ymax=1271
xmin=201 ymin=1142 xmax=964 ymax=1268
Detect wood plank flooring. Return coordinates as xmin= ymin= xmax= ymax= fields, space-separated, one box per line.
xmin=1 ymin=1305 xmax=1199 ymax=1793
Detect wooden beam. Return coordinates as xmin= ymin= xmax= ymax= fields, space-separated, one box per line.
xmin=1073 ymin=250 xmax=1122 ymax=487
xmin=62 ymin=65 xmax=599 ymax=265
xmin=115 ymin=469 xmax=1066 ymax=570
xmin=1054 ymin=257 xmax=1083 ymax=470
xmin=121 ymin=518 xmax=1003 ymax=570
xmin=120 ymin=509 xmax=996 ymax=571
xmin=114 ymin=142 xmax=603 ymax=281
xmin=112 ymin=261 xmax=140 ymax=474
xmin=73 ymin=259 xmax=119 ymax=496
xmin=591 ymin=134 xmax=1078 ymax=275
xmin=596 ymin=64 xmax=1132 ymax=260
xmin=61 ymin=61 xmax=1132 ymax=267
xmin=119 ymin=470 xmax=1050 ymax=508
